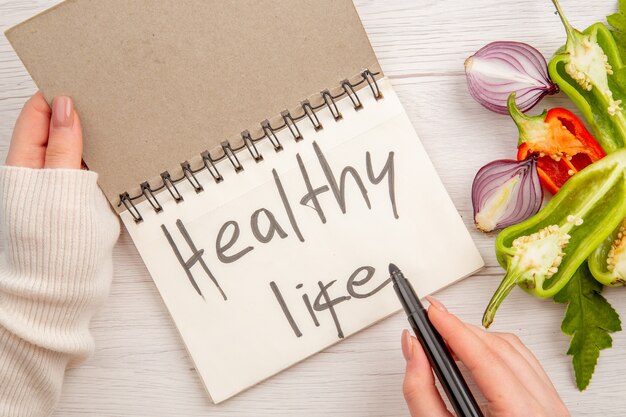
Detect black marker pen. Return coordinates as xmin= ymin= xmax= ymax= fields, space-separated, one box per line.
xmin=389 ymin=263 xmax=484 ymax=417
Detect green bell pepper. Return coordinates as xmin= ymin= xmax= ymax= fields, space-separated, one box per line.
xmin=548 ymin=0 xmax=626 ymax=154
xmin=483 ymin=149 xmax=626 ymax=327
xmin=589 ymin=219 xmax=626 ymax=286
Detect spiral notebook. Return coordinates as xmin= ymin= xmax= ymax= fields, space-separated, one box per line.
xmin=6 ymin=0 xmax=484 ymax=403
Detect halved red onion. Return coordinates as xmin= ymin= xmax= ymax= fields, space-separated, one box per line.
xmin=472 ymin=156 xmax=543 ymax=232
xmin=465 ymin=41 xmax=559 ymax=114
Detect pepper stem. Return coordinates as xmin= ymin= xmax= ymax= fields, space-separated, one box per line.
xmin=507 ymin=93 xmax=531 ymax=123
xmin=507 ymin=92 xmax=547 ymax=146
xmin=551 ymin=0 xmax=576 ymax=43
xmin=482 ymin=269 xmax=524 ymax=328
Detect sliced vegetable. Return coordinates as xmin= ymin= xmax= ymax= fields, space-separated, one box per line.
xmin=507 ymin=93 xmax=606 ymax=194
xmin=554 ymin=261 xmax=622 ymax=391
xmin=589 ymin=218 xmax=626 ymax=286
xmin=465 ymin=41 xmax=558 ymax=114
xmin=471 ymin=156 xmax=542 ymax=232
xmin=549 ymin=0 xmax=626 ymax=153
xmin=483 ymin=149 xmax=626 ymax=327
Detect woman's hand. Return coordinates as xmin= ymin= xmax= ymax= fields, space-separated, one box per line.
xmin=5 ymin=92 xmax=83 ymax=169
xmin=401 ymin=296 xmax=569 ymax=417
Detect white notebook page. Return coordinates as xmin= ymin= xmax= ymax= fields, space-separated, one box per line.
xmin=120 ymin=78 xmax=484 ymax=403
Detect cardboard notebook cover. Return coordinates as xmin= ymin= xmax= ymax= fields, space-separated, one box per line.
xmin=6 ymin=0 xmax=381 ymax=206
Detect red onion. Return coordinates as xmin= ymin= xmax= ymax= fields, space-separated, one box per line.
xmin=465 ymin=41 xmax=559 ymax=114
xmin=472 ymin=156 xmax=543 ymax=232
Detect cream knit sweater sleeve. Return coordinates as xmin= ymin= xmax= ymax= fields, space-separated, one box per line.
xmin=0 ymin=166 xmax=120 ymax=417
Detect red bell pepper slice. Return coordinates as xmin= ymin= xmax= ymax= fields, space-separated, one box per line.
xmin=508 ymin=95 xmax=605 ymax=194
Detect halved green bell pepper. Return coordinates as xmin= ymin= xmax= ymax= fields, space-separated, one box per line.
xmin=483 ymin=149 xmax=626 ymax=327
xmin=548 ymin=0 xmax=626 ymax=154
xmin=589 ymin=219 xmax=626 ymax=286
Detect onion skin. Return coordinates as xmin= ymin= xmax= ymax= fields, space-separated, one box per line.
xmin=465 ymin=41 xmax=559 ymax=114
xmin=472 ymin=156 xmax=543 ymax=232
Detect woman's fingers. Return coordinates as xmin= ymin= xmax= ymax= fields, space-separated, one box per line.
xmin=401 ymin=330 xmax=453 ymax=417
xmin=44 ymin=96 xmax=83 ymax=169
xmin=6 ymin=92 xmax=51 ymax=168
xmin=425 ymin=297 xmax=533 ymax=409
xmin=491 ymin=331 xmax=556 ymax=389
xmin=464 ymin=325 xmax=562 ymax=408
xmin=6 ymin=93 xmax=84 ymax=169
xmin=488 ymin=330 xmax=569 ymax=416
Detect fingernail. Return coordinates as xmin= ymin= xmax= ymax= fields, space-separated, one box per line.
xmin=426 ymin=296 xmax=447 ymax=313
xmin=52 ymin=96 xmax=74 ymax=128
xmin=401 ymin=329 xmax=413 ymax=361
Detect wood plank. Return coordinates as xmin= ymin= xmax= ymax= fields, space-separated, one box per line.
xmin=356 ymin=0 xmax=617 ymax=76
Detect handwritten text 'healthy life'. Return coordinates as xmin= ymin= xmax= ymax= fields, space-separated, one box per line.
xmin=161 ymin=140 xmax=398 ymax=339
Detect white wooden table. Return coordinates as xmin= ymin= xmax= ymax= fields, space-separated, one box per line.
xmin=1 ymin=1 xmax=624 ymax=416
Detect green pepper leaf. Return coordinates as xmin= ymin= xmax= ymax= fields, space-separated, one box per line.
xmin=608 ymin=0 xmax=626 ymax=58
xmin=553 ymin=262 xmax=622 ymax=390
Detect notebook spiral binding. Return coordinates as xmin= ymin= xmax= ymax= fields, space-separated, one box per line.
xmin=119 ymin=69 xmax=382 ymax=223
